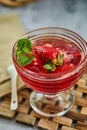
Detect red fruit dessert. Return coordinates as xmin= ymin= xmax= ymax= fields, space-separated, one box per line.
xmin=23 ymin=38 xmax=81 ymax=74
xmin=13 ymin=37 xmax=86 ymax=94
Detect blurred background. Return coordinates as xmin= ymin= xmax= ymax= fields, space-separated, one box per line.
xmin=0 ymin=0 xmax=87 ymax=40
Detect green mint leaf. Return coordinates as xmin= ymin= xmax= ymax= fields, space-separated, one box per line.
xmin=16 ymin=38 xmax=34 ymax=66
xmin=16 ymin=38 xmax=32 ymax=56
xmin=17 ymin=39 xmax=24 ymax=50
xmin=43 ymin=53 xmax=64 ymax=72
xmin=28 ymin=40 xmax=32 ymax=51
xmin=43 ymin=60 xmax=56 ymax=72
xmin=24 ymin=38 xmax=32 ymax=51
xmin=16 ymin=50 xmax=22 ymax=56
xmin=57 ymin=54 xmax=64 ymax=66
xmin=44 ymin=64 xmax=53 ymax=70
xmin=18 ymin=55 xmax=34 ymax=66
xmin=23 ymin=47 xmax=30 ymax=54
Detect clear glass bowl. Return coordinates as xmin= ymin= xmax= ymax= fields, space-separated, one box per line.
xmin=12 ymin=27 xmax=87 ymax=117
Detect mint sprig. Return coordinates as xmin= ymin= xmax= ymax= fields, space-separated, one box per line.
xmin=43 ymin=54 xmax=64 ymax=72
xmin=16 ymin=38 xmax=34 ymax=66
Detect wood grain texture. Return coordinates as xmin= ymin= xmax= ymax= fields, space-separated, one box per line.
xmin=31 ymin=110 xmax=48 ymax=119
xmin=0 ymin=106 xmax=16 ymax=119
xmin=76 ymin=79 xmax=86 ymax=86
xmin=52 ymin=116 xmax=72 ymax=127
xmin=70 ymin=105 xmax=77 ymax=112
xmin=61 ymin=126 xmax=79 ymax=130
xmin=17 ymin=104 xmax=30 ymax=114
xmin=77 ymin=86 xmax=87 ymax=94
xmin=38 ymin=119 xmax=58 ymax=130
xmin=16 ymin=113 xmax=36 ymax=126
xmin=65 ymin=110 xmax=86 ymax=122
xmin=76 ymin=121 xmax=87 ymax=130
xmin=75 ymin=97 xmax=87 ymax=107
xmin=80 ymin=107 xmax=87 ymax=115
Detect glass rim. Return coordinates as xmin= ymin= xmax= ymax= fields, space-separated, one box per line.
xmin=12 ymin=27 xmax=87 ymax=80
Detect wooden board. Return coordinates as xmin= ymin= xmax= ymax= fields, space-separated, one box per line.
xmin=0 ymin=0 xmax=36 ymax=7
xmin=0 ymin=70 xmax=87 ymax=130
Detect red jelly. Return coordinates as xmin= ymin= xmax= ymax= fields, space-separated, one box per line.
xmin=24 ymin=38 xmax=81 ymax=74
xmin=12 ymin=30 xmax=86 ymax=94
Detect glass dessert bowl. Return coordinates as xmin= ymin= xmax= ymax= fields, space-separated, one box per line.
xmin=12 ymin=27 xmax=87 ymax=117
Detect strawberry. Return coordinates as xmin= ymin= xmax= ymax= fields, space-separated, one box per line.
xmin=24 ymin=57 xmax=42 ymax=73
xmin=33 ymin=44 xmax=57 ymax=65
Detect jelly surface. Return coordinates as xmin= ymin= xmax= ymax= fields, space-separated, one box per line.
xmin=24 ymin=37 xmax=82 ymax=74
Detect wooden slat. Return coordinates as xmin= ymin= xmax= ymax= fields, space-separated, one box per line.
xmin=82 ymin=74 xmax=87 ymax=80
xmin=20 ymin=89 xmax=31 ymax=99
xmin=71 ymin=105 xmax=77 ymax=112
xmin=65 ymin=110 xmax=86 ymax=122
xmin=76 ymin=79 xmax=86 ymax=86
xmin=53 ymin=116 xmax=72 ymax=127
xmin=18 ymin=94 xmax=23 ymax=103
xmin=23 ymin=99 xmax=30 ymax=106
xmin=75 ymin=97 xmax=87 ymax=107
xmin=1 ymin=97 xmax=10 ymax=108
xmin=61 ymin=126 xmax=79 ymax=130
xmin=17 ymin=104 xmax=30 ymax=114
xmin=76 ymin=121 xmax=87 ymax=130
xmin=44 ymin=104 xmax=63 ymax=113
xmin=77 ymin=86 xmax=87 ymax=94
xmin=0 ymin=106 xmax=16 ymax=119
xmin=80 ymin=107 xmax=87 ymax=115
xmin=16 ymin=113 xmax=36 ymax=126
xmin=31 ymin=110 xmax=48 ymax=119
xmin=72 ymin=90 xmax=82 ymax=98
xmin=38 ymin=119 xmax=58 ymax=130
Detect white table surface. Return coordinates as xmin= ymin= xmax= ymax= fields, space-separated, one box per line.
xmin=0 ymin=0 xmax=87 ymax=130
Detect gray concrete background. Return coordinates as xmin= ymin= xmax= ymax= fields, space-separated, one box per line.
xmin=0 ymin=0 xmax=87 ymax=40
xmin=0 ymin=0 xmax=87 ymax=130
